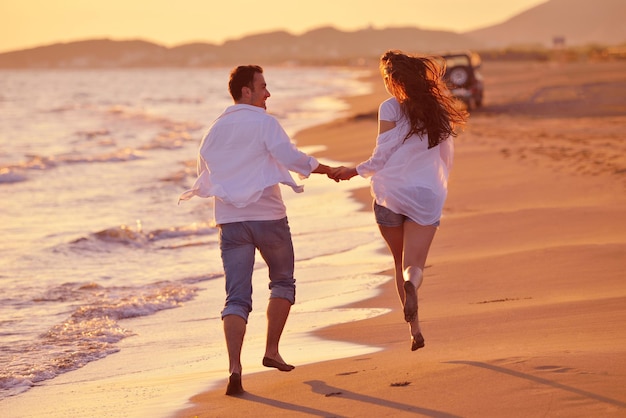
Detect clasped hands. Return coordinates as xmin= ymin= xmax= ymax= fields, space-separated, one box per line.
xmin=326 ymin=166 xmax=358 ymax=182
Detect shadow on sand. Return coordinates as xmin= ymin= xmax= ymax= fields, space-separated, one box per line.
xmin=445 ymin=360 xmax=626 ymax=409
xmin=233 ymin=380 xmax=461 ymax=417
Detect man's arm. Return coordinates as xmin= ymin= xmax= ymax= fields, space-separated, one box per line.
xmin=312 ymin=163 xmax=332 ymax=175
xmin=312 ymin=163 xmax=342 ymax=182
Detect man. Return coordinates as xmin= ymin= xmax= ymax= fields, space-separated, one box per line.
xmin=179 ymin=65 xmax=336 ymax=396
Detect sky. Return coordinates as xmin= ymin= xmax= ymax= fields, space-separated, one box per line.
xmin=0 ymin=0 xmax=548 ymax=53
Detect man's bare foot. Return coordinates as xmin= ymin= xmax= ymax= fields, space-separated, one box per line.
xmin=262 ymin=356 xmax=295 ymax=372
xmin=225 ymin=373 xmax=244 ymax=396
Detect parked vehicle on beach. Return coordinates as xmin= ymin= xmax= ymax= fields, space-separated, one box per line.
xmin=440 ymin=52 xmax=484 ymax=109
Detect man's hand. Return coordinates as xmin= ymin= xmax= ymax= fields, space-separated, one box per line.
xmin=315 ymin=164 xmax=358 ymax=182
xmin=332 ymin=166 xmax=358 ymax=181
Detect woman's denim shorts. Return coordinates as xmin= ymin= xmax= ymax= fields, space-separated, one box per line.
xmin=373 ymin=202 xmax=440 ymax=227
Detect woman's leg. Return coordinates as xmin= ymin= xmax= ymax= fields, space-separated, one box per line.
xmin=402 ymin=221 xmax=437 ymax=339
xmin=377 ymin=224 xmax=405 ymax=312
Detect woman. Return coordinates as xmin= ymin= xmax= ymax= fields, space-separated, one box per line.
xmin=335 ymin=50 xmax=468 ymax=351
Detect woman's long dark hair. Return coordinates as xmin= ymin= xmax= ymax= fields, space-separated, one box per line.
xmin=380 ymin=50 xmax=468 ymax=148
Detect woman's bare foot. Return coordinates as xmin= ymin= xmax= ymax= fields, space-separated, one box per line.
xmin=403 ymin=280 xmax=418 ymax=323
xmin=411 ymin=332 xmax=425 ymax=351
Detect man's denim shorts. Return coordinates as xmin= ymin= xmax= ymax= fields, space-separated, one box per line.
xmin=218 ymin=217 xmax=296 ymax=322
xmin=373 ymin=202 xmax=440 ymax=227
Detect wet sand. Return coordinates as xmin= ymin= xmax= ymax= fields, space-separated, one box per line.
xmin=177 ymin=60 xmax=626 ymax=417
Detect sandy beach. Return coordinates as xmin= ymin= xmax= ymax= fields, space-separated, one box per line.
xmin=176 ymin=60 xmax=626 ymax=417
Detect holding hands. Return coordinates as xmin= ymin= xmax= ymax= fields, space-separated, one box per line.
xmin=327 ymin=166 xmax=358 ymax=182
xmin=314 ymin=163 xmax=357 ymax=182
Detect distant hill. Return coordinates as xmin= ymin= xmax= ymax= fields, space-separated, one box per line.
xmin=0 ymin=0 xmax=624 ymax=69
xmin=0 ymin=27 xmax=480 ymax=68
xmin=0 ymin=39 xmax=170 ymax=68
xmin=465 ymin=0 xmax=626 ymax=48
xmin=217 ymin=26 xmax=480 ymax=63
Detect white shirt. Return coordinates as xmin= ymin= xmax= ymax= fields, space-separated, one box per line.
xmin=179 ymin=104 xmax=319 ymax=224
xmin=356 ymin=97 xmax=454 ymax=226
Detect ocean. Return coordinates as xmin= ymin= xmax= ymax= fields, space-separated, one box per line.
xmin=0 ymin=67 xmax=393 ymax=417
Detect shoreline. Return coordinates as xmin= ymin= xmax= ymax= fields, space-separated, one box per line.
xmin=175 ymin=60 xmax=626 ymax=417
xmin=0 ymin=66 xmax=392 ymax=418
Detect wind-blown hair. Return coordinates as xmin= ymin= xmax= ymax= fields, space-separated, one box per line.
xmin=380 ymin=50 xmax=468 ymax=148
xmin=229 ymin=65 xmax=263 ymax=101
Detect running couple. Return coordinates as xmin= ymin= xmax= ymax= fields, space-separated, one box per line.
xmin=178 ymin=50 xmax=468 ymax=396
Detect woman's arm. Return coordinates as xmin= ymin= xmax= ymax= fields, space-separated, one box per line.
xmin=355 ymin=118 xmax=402 ymax=178
xmin=331 ymin=119 xmax=398 ymax=182
xmin=379 ymin=119 xmax=396 ymax=134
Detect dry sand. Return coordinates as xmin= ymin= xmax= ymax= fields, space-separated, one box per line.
xmin=176 ymin=60 xmax=626 ymax=417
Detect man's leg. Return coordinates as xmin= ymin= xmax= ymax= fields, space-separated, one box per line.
xmin=224 ymin=314 xmax=246 ymax=395
xmin=224 ymin=314 xmax=246 ymax=375
xmin=255 ymin=218 xmax=296 ymax=371
xmin=219 ymin=222 xmax=255 ymax=394
xmin=262 ymin=297 xmax=294 ymax=370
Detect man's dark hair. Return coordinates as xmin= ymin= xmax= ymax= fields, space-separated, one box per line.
xmin=228 ymin=65 xmax=263 ymax=101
